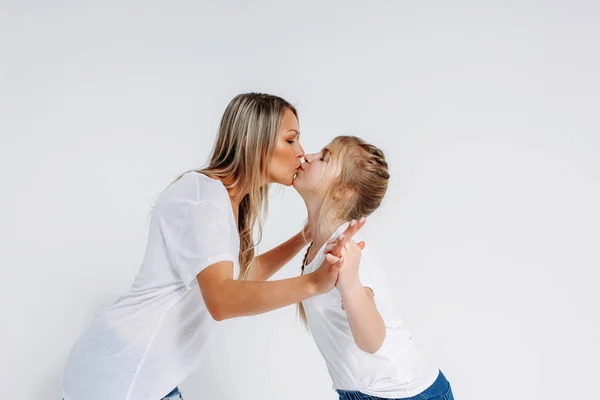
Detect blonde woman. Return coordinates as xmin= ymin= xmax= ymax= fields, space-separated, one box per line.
xmin=61 ymin=93 xmax=365 ymax=400
xmin=295 ymin=136 xmax=454 ymax=400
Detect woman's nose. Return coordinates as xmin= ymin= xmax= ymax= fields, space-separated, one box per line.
xmin=296 ymin=143 xmax=305 ymax=159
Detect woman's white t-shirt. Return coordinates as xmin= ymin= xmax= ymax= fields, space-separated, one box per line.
xmin=62 ymin=172 xmax=240 ymax=400
xmin=302 ymin=223 xmax=439 ymax=399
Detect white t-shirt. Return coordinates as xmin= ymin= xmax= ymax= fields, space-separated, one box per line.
xmin=62 ymin=172 xmax=240 ymax=400
xmin=301 ymin=223 xmax=439 ymax=399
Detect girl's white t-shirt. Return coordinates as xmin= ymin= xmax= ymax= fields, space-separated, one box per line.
xmin=62 ymin=172 xmax=240 ymax=400
xmin=302 ymin=223 xmax=439 ymax=399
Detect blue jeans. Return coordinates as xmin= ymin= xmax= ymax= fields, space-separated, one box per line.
xmin=162 ymin=387 xmax=183 ymax=400
xmin=336 ymin=370 xmax=453 ymax=400
xmin=62 ymin=387 xmax=183 ymax=400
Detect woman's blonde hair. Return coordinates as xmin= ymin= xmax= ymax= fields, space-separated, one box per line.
xmin=175 ymin=93 xmax=297 ymax=279
xmin=298 ymin=136 xmax=390 ymax=327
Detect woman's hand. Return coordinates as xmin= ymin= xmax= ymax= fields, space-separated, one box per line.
xmin=307 ymin=258 xmax=341 ymax=295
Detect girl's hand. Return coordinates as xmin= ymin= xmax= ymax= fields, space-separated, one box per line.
xmin=335 ymin=239 xmax=365 ymax=294
xmin=322 ymin=217 xmax=366 ymax=265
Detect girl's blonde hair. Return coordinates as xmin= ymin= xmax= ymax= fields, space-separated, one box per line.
xmin=298 ymin=136 xmax=390 ymax=327
xmin=175 ymin=93 xmax=297 ymax=279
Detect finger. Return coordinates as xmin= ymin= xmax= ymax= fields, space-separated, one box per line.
xmin=325 ymin=254 xmax=340 ymax=264
xmin=335 ymin=231 xmax=354 ymax=252
xmin=357 ymin=241 xmax=366 ymax=250
xmin=333 ymin=267 xmax=341 ymax=286
xmin=324 ymin=242 xmax=337 ymax=254
xmin=345 ymin=219 xmax=359 ymax=238
xmin=348 ymin=239 xmax=361 ymax=250
xmin=328 ymin=235 xmax=343 ymax=245
xmin=325 ymin=236 xmax=344 ymax=257
xmin=330 ymin=263 xmax=341 ymax=274
xmin=342 ymin=217 xmax=366 ymax=241
xmin=329 ymin=239 xmax=345 ymax=258
xmin=331 ymin=217 xmax=366 ymax=257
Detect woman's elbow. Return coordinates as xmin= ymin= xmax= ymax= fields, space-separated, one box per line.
xmin=208 ymin=306 xmax=226 ymax=321
xmin=203 ymin=295 xmax=230 ymax=321
xmin=197 ymin=269 xmax=234 ymax=321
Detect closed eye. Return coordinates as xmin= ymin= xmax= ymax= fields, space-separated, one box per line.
xmin=287 ymin=130 xmax=300 ymax=145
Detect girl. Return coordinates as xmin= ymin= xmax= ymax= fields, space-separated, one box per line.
xmin=294 ymin=136 xmax=454 ymax=400
xmin=61 ymin=93 xmax=365 ymax=400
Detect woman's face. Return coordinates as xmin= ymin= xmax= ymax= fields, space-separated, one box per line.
xmin=267 ymin=108 xmax=305 ymax=186
xmin=293 ymin=145 xmax=340 ymax=200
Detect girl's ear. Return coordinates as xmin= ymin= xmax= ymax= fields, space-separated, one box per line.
xmin=332 ymin=186 xmax=355 ymax=201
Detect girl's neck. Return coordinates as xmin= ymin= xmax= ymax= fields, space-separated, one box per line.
xmin=305 ymin=198 xmax=345 ymax=264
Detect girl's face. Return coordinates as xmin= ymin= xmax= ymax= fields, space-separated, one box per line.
xmin=267 ymin=108 xmax=305 ymax=186
xmin=293 ymin=145 xmax=340 ymax=201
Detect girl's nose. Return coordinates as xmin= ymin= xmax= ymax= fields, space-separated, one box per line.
xmin=304 ymin=153 xmax=318 ymax=163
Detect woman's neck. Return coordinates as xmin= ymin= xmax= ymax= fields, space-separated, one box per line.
xmin=225 ymin=185 xmax=248 ymax=227
xmin=214 ymin=175 xmax=250 ymax=227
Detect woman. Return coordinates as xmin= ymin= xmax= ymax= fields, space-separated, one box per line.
xmin=61 ymin=93 xmax=365 ymax=400
xmin=294 ymin=136 xmax=454 ymax=400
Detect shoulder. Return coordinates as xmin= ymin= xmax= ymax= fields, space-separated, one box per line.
xmin=179 ymin=171 xmax=230 ymax=203
xmin=154 ymin=172 xmax=231 ymax=217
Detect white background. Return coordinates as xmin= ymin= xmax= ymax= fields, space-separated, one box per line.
xmin=1 ymin=1 xmax=599 ymax=399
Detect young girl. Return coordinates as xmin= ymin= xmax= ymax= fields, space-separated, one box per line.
xmin=294 ymin=136 xmax=454 ymax=400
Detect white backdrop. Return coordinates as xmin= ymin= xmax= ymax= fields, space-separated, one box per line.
xmin=1 ymin=1 xmax=599 ymax=399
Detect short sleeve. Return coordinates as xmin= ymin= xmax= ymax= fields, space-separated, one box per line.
xmin=358 ymin=247 xmax=378 ymax=295
xmin=345 ymin=232 xmax=375 ymax=292
xmin=357 ymin=244 xmax=398 ymax=320
xmin=159 ymin=200 xmax=237 ymax=289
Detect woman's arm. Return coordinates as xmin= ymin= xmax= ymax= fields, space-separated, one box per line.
xmin=197 ymin=222 xmax=364 ymax=321
xmin=251 ymin=218 xmax=368 ymax=281
xmin=197 ymin=261 xmax=332 ymax=320
xmin=250 ymin=227 xmax=310 ymax=281
xmin=335 ymin=240 xmax=386 ymax=354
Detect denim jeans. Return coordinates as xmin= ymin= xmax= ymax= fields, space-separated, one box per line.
xmin=336 ymin=370 xmax=453 ymax=400
xmin=62 ymin=386 xmax=183 ymax=400
xmin=162 ymin=387 xmax=183 ymax=400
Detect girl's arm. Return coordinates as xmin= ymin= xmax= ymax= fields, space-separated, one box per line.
xmin=335 ymin=240 xmax=386 ymax=354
